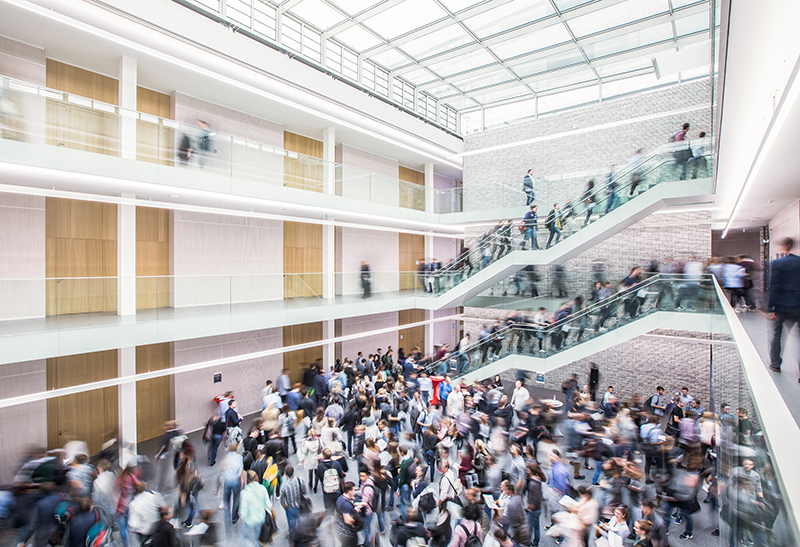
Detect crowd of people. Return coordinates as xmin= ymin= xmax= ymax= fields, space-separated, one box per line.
xmin=2 ymin=345 xmax=774 ymax=547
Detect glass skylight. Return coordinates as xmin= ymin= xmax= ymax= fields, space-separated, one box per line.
xmin=186 ymin=0 xmax=713 ymax=133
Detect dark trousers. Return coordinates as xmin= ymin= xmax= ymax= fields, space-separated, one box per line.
xmin=769 ymin=312 xmax=800 ymax=370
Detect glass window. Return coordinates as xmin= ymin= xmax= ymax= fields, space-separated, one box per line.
xmin=333 ymin=0 xmax=380 ymax=16
xmin=336 ymin=25 xmax=383 ymax=52
xmin=375 ymin=66 xmax=390 ymax=96
xmin=438 ymin=0 xmax=484 ymax=14
xmin=363 ymin=0 xmax=448 ymax=39
xmin=674 ymin=11 xmax=710 ymax=37
xmin=470 ymin=86 xmax=529 ymax=105
xmin=509 ymin=48 xmax=585 ymax=78
xmin=553 ymin=0 xmax=592 ymax=11
xmin=253 ymin=1 xmax=277 ymax=39
xmin=583 ymin=23 xmax=673 ymax=60
xmin=370 ymin=49 xmax=411 ymax=70
xmin=460 ymin=110 xmax=482 ymax=133
xmin=483 ymin=97 xmax=538 ymax=126
xmin=594 ymin=57 xmax=653 ymax=78
xmin=226 ymin=0 xmax=252 ymax=26
xmin=426 ymin=48 xmax=497 ymax=78
xmin=401 ymin=67 xmax=437 ymax=86
xmin=529 ymin=68 xmax=595 ymax=92
xmin=440 ymin=104 xmax=458 ymax=130
xmin=288 ymin=0 xmax=347 ymax=30
xmin=537 ymin=84 xmax=598 ymax=113
xmin=566 ymin=0 xmax=668 ymax=37
xmin=680 ymin=65 xmax=710 ymax=80
xmin=489 ymin=23 xmax=572 ymax=60
xmin=453 ymin=67 xmax=515 ymax=93
xmin=282 ymin=16 xmax=303 ymax=52
xmin=399 ymin=24 xmax=475 ymax=59
xmin=362 ymin=60 xmax=376 ymax=89
xmin=463 ymin=0 xmax=554 ymax=39
xmin=601 ymin=72 xmax=667 ymax=98
xmin=424 ymin=83 xmax=456 ymax=98
xmin=418 ymin=93 xmax=438 ymax=120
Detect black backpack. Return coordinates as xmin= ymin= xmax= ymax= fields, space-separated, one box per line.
xmin=546 ymin=210 xmax=555 ymax=230
xmin=460 ymin=523 xmax=482 ymax=547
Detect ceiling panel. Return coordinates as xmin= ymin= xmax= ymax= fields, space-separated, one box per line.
xmin=462 ymin=0 xmax=555 ymax=39
xmin=567 ymin=0 xmax=669 ymax=37
xmin=289 ymin=0 xmax=348 ymax=29
xmin=362 ymin=0 xmax=449 ymax=39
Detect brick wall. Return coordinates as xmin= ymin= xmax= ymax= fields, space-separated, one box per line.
xmin=489 ymin=329 xmax=756 ymax=428
xmin=462 ymin=79 xmax=713 ymax=211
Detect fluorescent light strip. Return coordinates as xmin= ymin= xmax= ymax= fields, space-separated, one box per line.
xmin=2 ymin=0 xmax=462 ymax=170
xmin=0 ymin=313 xmax=463 ymax=409
xmin=456 ymin=104 xmax=708 ymax=158
xmin=722 ymin=54 xmax=800 ymax=238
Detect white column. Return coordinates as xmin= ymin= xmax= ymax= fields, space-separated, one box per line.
xmin=322 ymin=224 xmax=335 ymax=299
xmin=118 ymin=346 xmax=137 ymax=468
xmin=118 ymin=56 xmax=137 ymax=160
xmin=117 ymin=195 xmax=136 ymax=316
xmin=322 ymin=127 xmax=336 ymax=195
xmin=425 ymin=310 xmax=435 ymax=356
xmin=323 ymin=319 xmax=336 ymax=371
xmin=424 ymin=162 xmax=435 ymax=213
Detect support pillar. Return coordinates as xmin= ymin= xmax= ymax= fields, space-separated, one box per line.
xmin=117 ymin=195 xmax=136 ymax=316
xmin=323 ymin=320 xmax=336 ymax=372
xmin=118 ymin=346 xmax=137 ymax=467
xmin=119 ymin=56 xmax=137 ymax=160
xmin=322 ymin=128 xmax=336 ymax=300
xmin=322 ymin=127 xmax=336 ymax=195
xmin=424 ymin=162 xmax=435 ymax=214
xmin=425 ymin=310 xmax=435 ymax=356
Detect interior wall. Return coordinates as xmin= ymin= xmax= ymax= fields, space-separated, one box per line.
xmin=136 ymin=87 xmax=173 ymax=166
xmin=283 ymin=322 xmax=323 ymax=381
xmin=172 ymin=91 xmax=284 ymax=182
xmin=284 ymin=131 xmax=323 ymax=192
xmin=338 ymin=227 xmax=399 ymax=295
xmin=135 ymin=342 xmax=173 ymax=443
xmin=433 ymin=307 xmax=459 ymax=352
xmin=769 ymin=200 xmax=800 ymax=259
xmin=0 ymin=193 xmax=46 ymax=320
xmin=45 ymin=59 xmax=118 ymax=103
xmin=173 ymin=329 xmax=283 ymax=432
xmin=171 ymin=211 xmax=283 ymax=307
xmin=399 ymin=233 xmax=424 ymax=290
xmin=462 ymin=79 xmax=713 ymax=211
xmin=0 ymin=35 xmax=46 ymax=84
xmin=0 ymin=359 xmax=46 ymax=483
xmin=284 ymin=221 xmax=322 ymax=298
xmin=136 ymin=206 xmax=169 ymax=309
xmin=398 ymin=309 xmax=425 ymax=355
xmin=336 ymin=143 xmax=399 ymax=205
xmin=338 ymin=312 xmax=399 ymax=363
xmin=46 ymin=350 xmax=119 ymax=456
xmin=399 ymin=166 xmax=425 ymax=211
xmin=45 ymin=197 xmax=117 ymax=315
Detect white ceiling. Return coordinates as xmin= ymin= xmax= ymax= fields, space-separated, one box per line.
xmin=713 ymin=0 xmax=800 ymax=231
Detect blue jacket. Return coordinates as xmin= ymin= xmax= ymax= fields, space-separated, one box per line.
xmin=769 ymin=254 xmax=800 ymax=313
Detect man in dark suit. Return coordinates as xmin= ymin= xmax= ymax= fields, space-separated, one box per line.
xmin=767 ymin=237 xmax=800 ymax=378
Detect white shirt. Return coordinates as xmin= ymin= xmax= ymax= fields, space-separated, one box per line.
xmin=512 ymin=387 xmax=530 ymax=411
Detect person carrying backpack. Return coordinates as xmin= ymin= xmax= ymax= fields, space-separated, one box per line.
xmin=317 ymin=448 xmax=344 ymax=513
xmin=335 ymin=482 xmax=362 ymax=547
xmin=452 ymin=503 xmax=484 ymax=547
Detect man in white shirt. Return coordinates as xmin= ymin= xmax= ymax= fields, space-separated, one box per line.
xmin=447 ymin=384 xmax=464 ymax=418
xmin=510 ymin=379 xmax=530 ymax=417
xmin=602 ymin=386 xmax=614 ymax=406
xmin=418 ymin=372 xmax=433 ymax=404
xmin=277 ymin=369 xmax=291 ymax=398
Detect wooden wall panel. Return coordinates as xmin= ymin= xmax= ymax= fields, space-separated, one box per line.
xmin=284 ymin=221 xmax=323 ymax=298
xmin=136 ymin=343 xmax=172 ymax=442
xmin=398 ymin=309 xmax=425 ymax=356
xmin=45 ymin=60 xmax=119 ymax=156
xmin=136 ymin=207 xmax=170 ymax=309
xmin=46 ymin=198 xmax=117 ymax=315
xmin=46 ymin=60 xmax=119 ymax=104
xmin=399 ymin=166 xmax=425 ymax=211
xmin=399 ymin=233 xmax=424 ymax=290
xmin=136 ymin=87 xmax=174 ymax=166
xmin=46 ymin=350 xmax=118 ymax=455
xmin=284 ymin=131 xmax=323 ymax=192
xmin=283 ymin=322 xmax=323 ymax=384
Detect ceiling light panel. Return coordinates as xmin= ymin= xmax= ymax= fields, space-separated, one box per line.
xmin=489 ymin=23 xmax=572 ymax=60
xmin=566 ymin=0 xmax=669 ymax=38
xmin=335 ymin=24 xmax=384 ymax=51
xmin=363 ymin=0 xmax=449 ymax=39
xmin=463 ymin=0 xmax=555 ymax=39
xmin=288 ymin=0 xmax=348 ymax=29
xmin=399 ymin=24 xmax=476 ymax=59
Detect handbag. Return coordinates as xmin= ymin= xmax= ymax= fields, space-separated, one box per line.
xmin=259 ymin=511 xmax=278 ymax=544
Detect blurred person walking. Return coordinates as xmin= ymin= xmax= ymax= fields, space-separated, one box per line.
xmin=767 ymin=237 xmax=800 ymax=375
xmin=524 ymin=169 xmax=536 ymax=205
